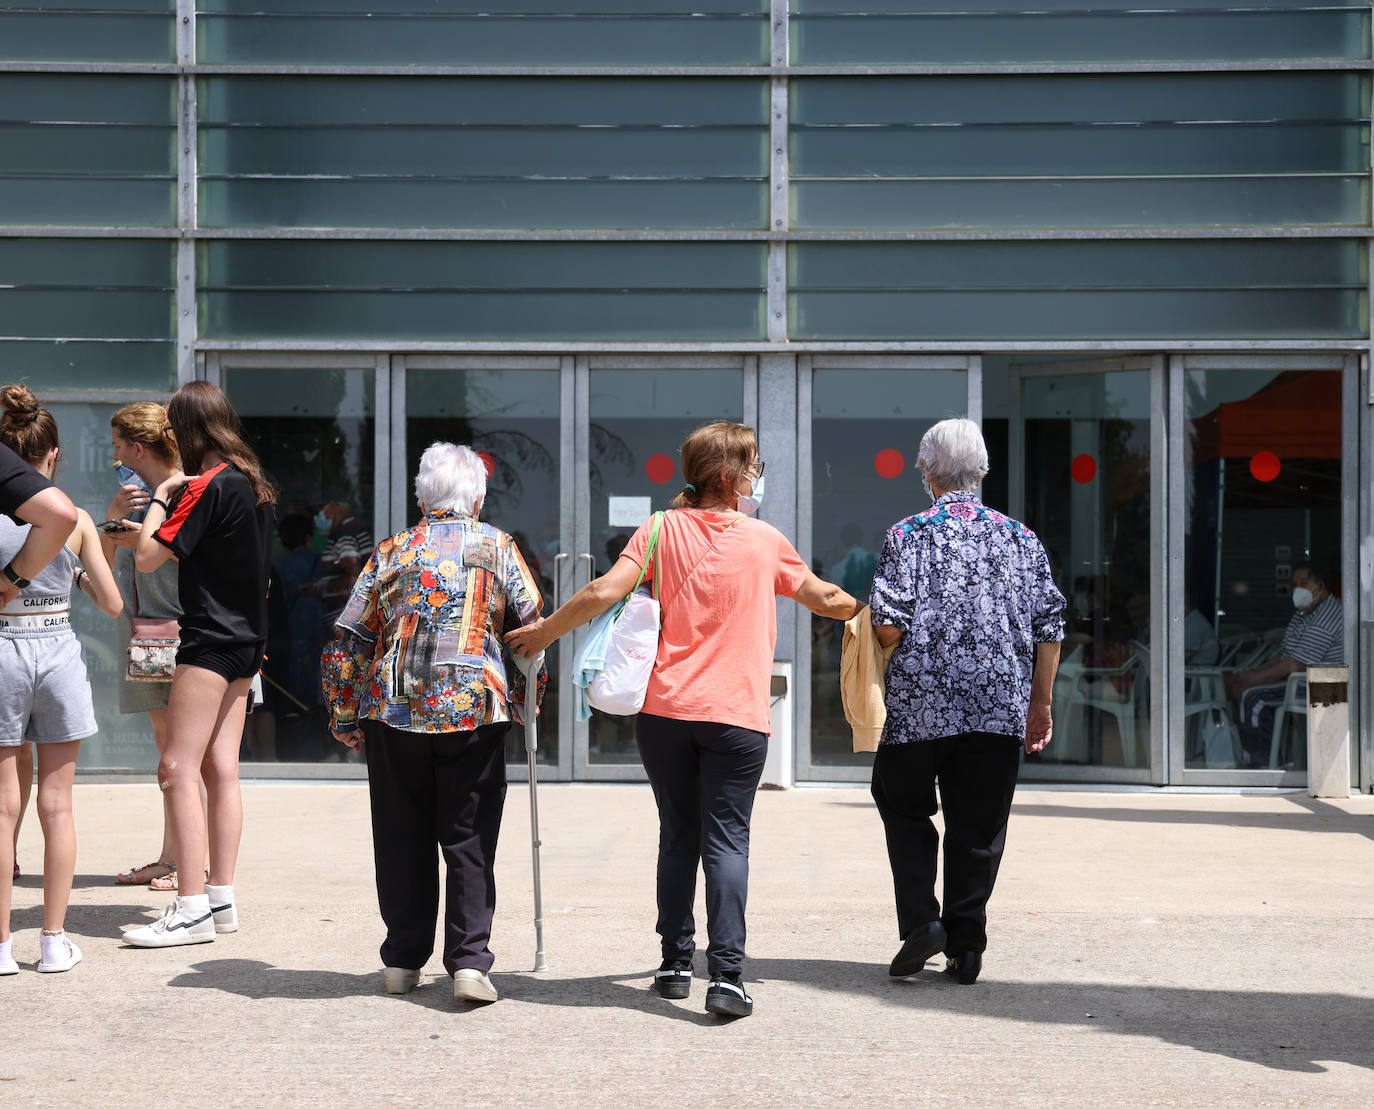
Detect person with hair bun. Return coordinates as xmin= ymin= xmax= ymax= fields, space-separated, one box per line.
xmin=101 ymin=402 xmax=206 ymax=892
xmin=507 ymin=421 xmax=859 ymax=1019
xmin=122 ymin=382 xmax=275 ymax=949
xmin=0 ymin=384 xmax=123 ymax=976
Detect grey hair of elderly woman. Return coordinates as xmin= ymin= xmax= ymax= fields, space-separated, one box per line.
xmin=414 ymin=441 xmax=487 ymax=516
xmin=918 ymin=418 xmax=990 ymax=492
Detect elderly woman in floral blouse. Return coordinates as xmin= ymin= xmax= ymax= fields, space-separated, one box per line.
xmin=869 ymin=418 xmax=1064 ymax=986
xmin=323 ymin=442 xmax=545 ymax=1005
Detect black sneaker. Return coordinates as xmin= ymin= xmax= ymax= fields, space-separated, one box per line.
xmin=653 ymin=959 xmax=693 ymax=1000
xmin=704 ymin=973 xmax=753 ymax=1018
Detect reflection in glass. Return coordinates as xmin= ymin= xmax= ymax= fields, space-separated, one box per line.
xmin=790 ymin=73 xmax=1370 ymax=231
xmin=406 ymin=369 xmax=562 ymax=767
xmin=790 ymin=2 xmax=1368 ymax=66
xmin=198 ymin=76 xmax=767 ymax=231
xmin=45 ymin=402 xmax=158 ymax=769
xmin=809 ymin=368 xmax=967 ymax=766
xmin=1021 ymin=369 xmax=1152 ymax=770
xmin=198 ymin=1 xmax=767 ymax=66
xmin=200 ymin=240 xmax=766 ymax=342
xmin=1180 ymin=370 xmax=1343 ymax=773
xmin=586 ymin=369 xmax=743 ymax=764
xmin=789 ymin=240 xmax=1366 ymax=341
xmin=226 ymin=368 xmax=375 ymax=765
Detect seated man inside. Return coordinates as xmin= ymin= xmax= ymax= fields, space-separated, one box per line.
xmin=1224 ymin=561 xmax=1342 ymax=766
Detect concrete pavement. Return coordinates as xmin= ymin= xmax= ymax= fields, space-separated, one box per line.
xmin=3 ymin=783 xmax=1372 ymax=1106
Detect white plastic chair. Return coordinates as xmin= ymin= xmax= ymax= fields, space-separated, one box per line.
xmin=1269 ymin=670 xmax=1307 ymax=768
xmin=1048 ymin=644 xmax=1088 ymax=762
xmin=1182 ymin=666 xmax=1240 ymax=767
xmin=1066 ymin=648 xmax=1144 ymax=767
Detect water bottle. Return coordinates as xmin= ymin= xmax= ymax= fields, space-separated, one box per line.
xmin=114 ymin=462 xmax=151 ymax=523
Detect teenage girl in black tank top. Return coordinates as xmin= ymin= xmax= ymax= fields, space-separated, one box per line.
xmin=122 ymin=382 xmax=276 ymax=950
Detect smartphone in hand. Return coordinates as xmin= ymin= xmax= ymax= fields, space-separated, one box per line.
xmin=98 ymin=519 xmax=133 ymax=533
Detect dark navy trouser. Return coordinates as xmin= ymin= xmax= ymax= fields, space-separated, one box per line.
xmin=363 ymin=720 xmax=509 ymax=975
xmin=635 ymin=713 xmax=768 ymax=977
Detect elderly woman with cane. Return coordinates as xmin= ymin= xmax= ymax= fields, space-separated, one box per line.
xmin=869 ymin=418 xmax=1064 ymax=985
xmin=322 ymin=442 xmax=545 ymax=1004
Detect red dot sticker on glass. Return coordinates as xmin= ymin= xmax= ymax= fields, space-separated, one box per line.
xmin=1249 ymin=451 xmax=1280 ymax=483
xmin=645 ymin=453 xmax=676 ymax=484
xmin=476 ymin=451 xmax=495 ymax=479
xmin=1071 ymin=454 xmax=1097 ymax=484
xmin=873 ymin=448 xmax=905 ymax=480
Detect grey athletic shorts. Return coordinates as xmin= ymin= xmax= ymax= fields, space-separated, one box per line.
xmin=0 ymin=627 xmax=98 ymax=746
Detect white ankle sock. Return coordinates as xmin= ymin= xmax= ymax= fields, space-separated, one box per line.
xmin=178 ymin=893 xmax=210 ymax=917
xmin=0 ymin=937 xmax=13 ymax=963
xmin=205 ymin=883 xmax=235 ymax=906
xmin=39 ymin=930 xmax=67 ymax=964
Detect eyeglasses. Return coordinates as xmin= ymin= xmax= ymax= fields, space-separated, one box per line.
xmin=746 ymin=459 xmax=765 ymax=478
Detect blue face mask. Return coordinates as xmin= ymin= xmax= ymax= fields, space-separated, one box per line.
xmin=313 ymin=509 xmax=332 ymax=533
xmin=114 ymin=461 xmax=151 ymax=523
xmin=736 ymin=474 xmax=765 ymax=516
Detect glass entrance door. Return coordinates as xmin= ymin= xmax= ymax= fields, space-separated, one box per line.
xmin=797 ymin=355 xmax=978 ymax=780
xmin=573 ymin=356 xmax=754 ymax=780
xmin=394 ymin=354 xmax=753 ymax=781
xmin=1009 ymin=356 xmax=1165 ymax=783
xmin=1168 ymin=355 xmax=1356 ymax=787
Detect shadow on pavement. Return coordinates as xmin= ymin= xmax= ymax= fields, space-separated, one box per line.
xmin=1013 ymin=796 xmax=1373 ymax=840
xmin=9 ymin=900 xmax=162 ymax=941
xmin=10 ymin=873 xmax=161 ymax=892
xmin=165 ymin=955 xmax=1374 ymax=1069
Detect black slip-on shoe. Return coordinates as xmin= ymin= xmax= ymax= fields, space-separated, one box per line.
xmin=653 ymin=959 xmax=693 ymax=1000
xmin=944 ymin=951 xmax=982 ymax=985
xmin=888 ymin=920 xmax=948 ymax=977
xmin=704 ymin=975 xmax=753 ymax=1018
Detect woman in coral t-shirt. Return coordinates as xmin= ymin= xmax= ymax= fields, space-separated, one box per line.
xmin=507 ymin=422 xmax=857 ymax=1019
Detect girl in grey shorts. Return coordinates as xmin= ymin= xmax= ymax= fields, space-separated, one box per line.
xmin=0 ymin=385 xmax=123 ymax=976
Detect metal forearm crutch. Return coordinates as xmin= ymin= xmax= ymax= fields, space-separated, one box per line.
xmin=514 ymin=650 xmax=549 ymax=971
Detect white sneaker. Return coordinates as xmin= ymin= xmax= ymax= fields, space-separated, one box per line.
xmin=37 ymin=936 xmax=82 ymax=974
xmin=0 ymin=945 xmax=16 ymax=976
xmin=210 ymin=900 xmax=238 ymax=934
xmin=382 ymin=967 xmax=421 ymax=995
xmin=123 ymin=899 xmax=216 ymax=948
xmin=452 ymin=968 xmax=498 ymax=1003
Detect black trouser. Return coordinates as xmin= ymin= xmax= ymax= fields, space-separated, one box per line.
xmin=362 ymin=719 xmax=509 ymax=975
xmin=870 ymin=732 xmax=1022 ymax=956
xmin=635 ymin=713 xmax=768 ymax=977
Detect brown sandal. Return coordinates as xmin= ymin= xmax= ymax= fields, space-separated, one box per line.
xmin=115 ymin=860 xmax=175 ymax=886
xmin=149 ymin=866 xmax=208 ymax=892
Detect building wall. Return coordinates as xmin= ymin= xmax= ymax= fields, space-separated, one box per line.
xmin=2 ymin=3 xmax=1370 ymax=786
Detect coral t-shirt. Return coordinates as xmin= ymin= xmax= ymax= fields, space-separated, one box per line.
xmin=621 ymin=508 xmax=808 ymax=735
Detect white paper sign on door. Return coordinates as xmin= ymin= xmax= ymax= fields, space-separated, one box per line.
xmin=607 ymin=496 xmax=652 ymax=527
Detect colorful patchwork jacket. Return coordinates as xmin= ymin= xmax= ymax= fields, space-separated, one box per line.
xmin=322 ymin=510 xmax=546 ymax=734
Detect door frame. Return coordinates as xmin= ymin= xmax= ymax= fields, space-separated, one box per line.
xmin=569 ymin=354 xmax=759 ymax=781
xmin=794 ymin=353 xmax=982 ymax=783
xmin=394 ymin=354 xmax=575 ymax=782
xmin=205 ymin=349 xmax=389 ymax=781
xmin=1167 ymin=353 xmax=1359 ymax=789
xmin=1008 ymin=355 xmax=1164 ymax=785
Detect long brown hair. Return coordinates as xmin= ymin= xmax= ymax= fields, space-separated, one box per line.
xmin=111 ymin=401 xmax=178 ymax=466
xmin=0 ymin=383 xmax=59 ymax=467
xmin=670 ymin=422 xmax=758 ymax=509
xmin=167 ymin=381 xmax=276 ymax=506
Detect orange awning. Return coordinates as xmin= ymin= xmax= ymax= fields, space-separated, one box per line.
xmin=1192 ymin=371 xmax=1342 ymax=464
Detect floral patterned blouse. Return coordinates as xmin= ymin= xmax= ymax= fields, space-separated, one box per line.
xmin=870 ymin=490 xmax=1065 ymax=745
xmin=323 ymin=510 xmax=546 ymax=734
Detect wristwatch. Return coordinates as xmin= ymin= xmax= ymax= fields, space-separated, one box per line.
xmin=2 ymin=561 xmax=30 ymax=589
